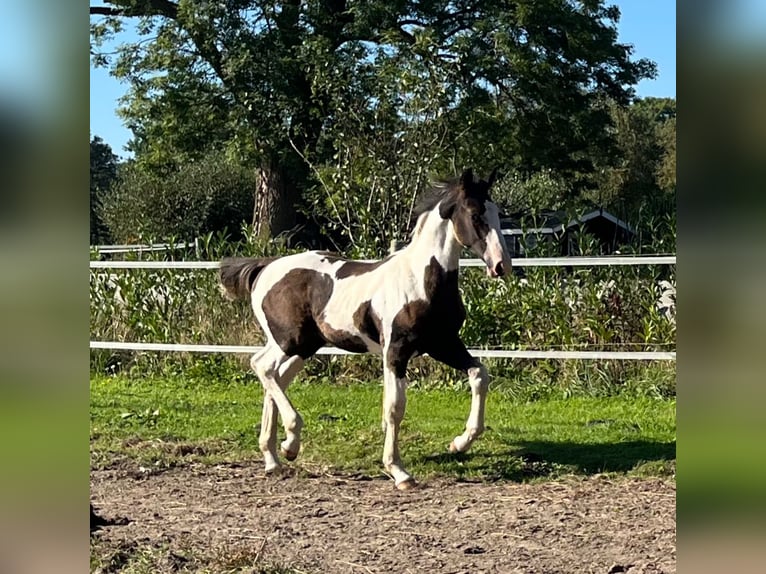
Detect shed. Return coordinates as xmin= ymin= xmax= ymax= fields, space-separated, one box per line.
xmin=501 ymin=207 xmax=635 ymax=257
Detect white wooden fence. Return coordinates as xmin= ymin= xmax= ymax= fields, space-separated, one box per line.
xmin=89 ymin=254 xmax=676 ymax=361
xmin=91 ymin=241 xmax=196 ymax=254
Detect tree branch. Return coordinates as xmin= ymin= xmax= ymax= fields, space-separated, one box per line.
xmin=396 ymin=27 xmax=416 ymax=44
xmin=90 ymin=6 xmax=122 ymax=16
xmin=146 ymin=0 xmax=178 ymax=18
xmin=397 ymin=18 xmax=429 ymax=28
xmin=89 ymin=1 xmax=178 ymax=19
xmin=91 ymin=2 xmax=242 ymax=115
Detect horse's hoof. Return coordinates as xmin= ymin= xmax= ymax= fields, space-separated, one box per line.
xmin=449 ymin=440 xmax=459 ymax=453
xmin=280 ymin=448 xmax=299 ymax=461
xmin=396 ymin=478 xmax=417 ymax=491
xmin=264 ymin=464 xmax=281 ymax=475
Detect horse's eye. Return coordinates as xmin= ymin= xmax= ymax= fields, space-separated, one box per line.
xmin=471 ymin=213 xmax=481 ymax=224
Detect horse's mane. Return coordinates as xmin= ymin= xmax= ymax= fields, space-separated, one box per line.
xmin=411 ymin=177 xmax=461 ymax=225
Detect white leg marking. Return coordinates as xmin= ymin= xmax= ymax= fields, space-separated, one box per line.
xmin=450 ymin=363 xmax=489 ymax=453
xmin=381 ymin=362 xmax=414 ymax=488
xmin=251 ymin=346 xmax=304 ymax=467
xmin=276 ymin=356 xmax=305 ymax=459
xmin=250 ymin=348 xmax=280 ymax=472
xmin=259 ymin=391 xmax=280 ymax=472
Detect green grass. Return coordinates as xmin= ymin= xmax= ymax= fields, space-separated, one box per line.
xmin=90 ymin=373 xmax=675 ymax=481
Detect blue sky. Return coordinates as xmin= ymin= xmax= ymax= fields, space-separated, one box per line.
xmin=89 ymin=0 xmax=677 ymax=157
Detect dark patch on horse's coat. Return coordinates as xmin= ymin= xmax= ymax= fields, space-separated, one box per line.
xmin=387 ymin=300 xmax=429 ymax=377
xmin=219 ymin=257 xmax=278 ymax=300
xmin=452 ymin=199 xmax=490 ymax=254
xmin=386 ymin=257 xmax=475 ymax=378
xmin=317 ymin=320 xmax=370 ymax=354
xmin=353 ymin=300 xmax=383 ymax=347
xmin=412 ymin=171 xmax=495 ymax=259
xmin=336 ymin=257 xmax=391 ymax=279
xmin=413 ymin=177 xmax=461 ymax=222
xmin=413 ymin=169 xmax=493 ymax=224
xmin=262 ymin=267 xmax=375 ymax=356
xmin=262 ymin=269 xmax=334 ymax=359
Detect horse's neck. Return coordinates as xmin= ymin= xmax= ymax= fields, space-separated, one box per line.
xmin=403 ymin=209 xmax=461 ymax=273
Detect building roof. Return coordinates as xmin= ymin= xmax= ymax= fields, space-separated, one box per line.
xmin=501 ymin=207 xmax=634 ymax=237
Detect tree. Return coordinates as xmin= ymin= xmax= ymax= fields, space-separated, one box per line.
xmin=648 ymin=99 xmax=676 ymax=194
xmin=99 ymin=150 xmax=256 ymax=243
xmin=91 ymin=0 xmax=655 ymax=242
xmin=590 ymin=97 xmax=676 ymax=214
xmin=90 ymin=135 xmax=119 ymax=244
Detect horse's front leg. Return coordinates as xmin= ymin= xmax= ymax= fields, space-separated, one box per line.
xmin=381 ymin=355 xmax=415 ymax=489
xmin=449 ymin=361 xmax=489 ymax=453
xmin=427 ymin=340 xmax=488 ymax=453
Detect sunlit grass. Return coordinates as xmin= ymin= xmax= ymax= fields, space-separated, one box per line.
xmin=91 ymin=374 xmax=675 ymax=482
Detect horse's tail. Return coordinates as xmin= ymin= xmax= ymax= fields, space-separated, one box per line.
xmin=218 ymin=257 xmax=277 ymax=301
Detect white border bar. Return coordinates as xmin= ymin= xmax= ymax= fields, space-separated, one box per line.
xmin=90 ymin=341 xmax=675 ymax=361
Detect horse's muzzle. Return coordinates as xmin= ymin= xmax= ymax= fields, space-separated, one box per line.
xmin=485 ymin=257 xmax=512 ymax=278
xmin=486 ymin=261 xmax=505 ymax=278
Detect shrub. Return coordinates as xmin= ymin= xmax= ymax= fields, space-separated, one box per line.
xmin=491 ymin=170 xmax=570 ymax=215
xmin=100 ymin=152 xmax=255 ymax=243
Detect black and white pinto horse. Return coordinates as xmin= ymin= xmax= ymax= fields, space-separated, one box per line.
xmin=219 ymin=169 xmax=512 ymax=489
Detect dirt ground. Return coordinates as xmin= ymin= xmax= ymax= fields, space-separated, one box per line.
xmin=90 ymin=464 xmax=675 ymax=574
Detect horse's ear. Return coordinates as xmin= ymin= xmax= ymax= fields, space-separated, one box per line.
xmin=459 ymin=168 xmax=474 ymax=186
xmin=487 ymin=167 xmax=498 ymax=187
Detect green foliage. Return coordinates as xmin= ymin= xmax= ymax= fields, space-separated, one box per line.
xmin=302 ymin=47 xmax=463 ymax=256
xmin=630 ymin=204 xmax=676 ymax=255
xmin=303 ymin=94 xmax=676 ymax=256
xmin=99 ymin=151 xmax=255 ymax=243
xmin=90 ymin=135 xmax=119 ymax=244
xmin=91 ymin=0 xmax=656 ymax=239
xmin=656 ymin=115 xmax=677 ymax=193
xmin=491 ymin=170 xmax=571 ymax=215
xmin=588 ymin=97 xmax=676 ymax=215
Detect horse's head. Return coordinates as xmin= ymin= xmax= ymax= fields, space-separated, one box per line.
xmin=440 ymin=168 xmax=513 ymax=278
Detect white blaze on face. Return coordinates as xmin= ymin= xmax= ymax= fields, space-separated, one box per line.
xmin=482 ymin=201 xmax=512 ymax=277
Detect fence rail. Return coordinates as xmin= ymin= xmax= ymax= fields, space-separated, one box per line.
xmin=89 ymin=341 xmax=675 ymax=361
xmin=91 ymin=241 xmax=195 ymax=254
xmin=90 ymin=254 xmax=676 ymax=362
xmin=89 ymin=230 xmax=526 ymax=253
xmin=90 ymin=255 xmax=676 ymax=270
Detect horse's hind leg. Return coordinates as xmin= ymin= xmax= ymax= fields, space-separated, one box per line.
xmin=257 ymin=355 xmax=305 ymax=472
xmin=259 ymin=391 xmax=280 ymax=473
xmin=251 ymin=347 xmax=280 ymax=472
xmin=251 ymin=345 xmax=305 ymax=468
xmin=276 ymin=355 xmax=305 ymax=459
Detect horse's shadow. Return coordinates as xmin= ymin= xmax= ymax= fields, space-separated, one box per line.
xmin=420 ymin=439 xmax=676 ymax=481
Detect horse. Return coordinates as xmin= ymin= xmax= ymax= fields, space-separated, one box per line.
xmin=219 ymin=168 xmax=512 ymax=489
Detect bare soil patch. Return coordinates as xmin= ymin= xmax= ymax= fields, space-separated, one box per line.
xmin=91 ymin=465 xmax=675 ymax=573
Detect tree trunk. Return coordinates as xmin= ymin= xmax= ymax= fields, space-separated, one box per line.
xmin=252 ymin=159 xmax=300 ymax=240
